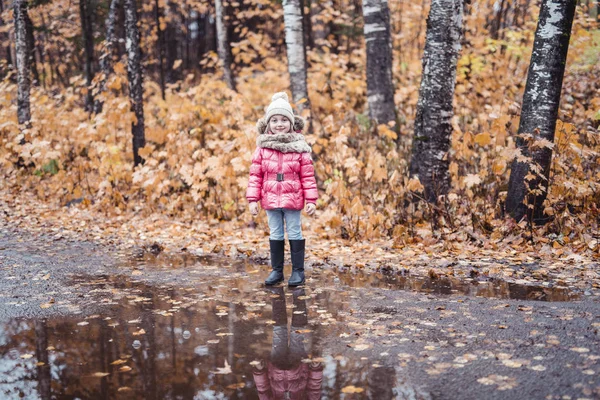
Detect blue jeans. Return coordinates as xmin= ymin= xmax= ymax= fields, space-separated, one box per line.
xmin=266 ymin=209 xmax=303 ymax=241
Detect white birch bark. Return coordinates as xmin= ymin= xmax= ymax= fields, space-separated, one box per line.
xmin=506 ymin=0 xmax=577 ymax=221
xmin=13 ymin=0 xmax=31 ymax=126
xmin=215 ymin=0 xmax=236 ymax=90
xmin=284 ymin=0 xmax=311 ymax=115
xmin=363 ymin=0 xmax=396 ymax=127
xmin=100 ymin=0 xmax=121 ymax=81
xmin=408 ymin=0 xmax=463 ymax=202
xmin=124 ymin=0 xmax=146 ymax=166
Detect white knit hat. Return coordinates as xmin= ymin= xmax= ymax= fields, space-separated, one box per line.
xmin=265 ymin=92 xmax=295 ymax=124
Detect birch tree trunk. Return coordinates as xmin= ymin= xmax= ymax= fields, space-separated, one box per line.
xmin=284 ymin=0 xmax=311 ymax=116
xmin=124 ymin=0 xmax=146 ymax=166
xmin=14 ymin=0 xmax=31 ymax=126
xmin=408 ymin=0 xmax=463 ymax=203
xmin=215 ymin=0 xmax=236 ymax=90
xmin=24 ymin=9 xmax=38 ymax=86
xmin=97 ymin=0 xmax=121 ymax=113
xmin=155 ymin=0 xmax=166 ymax=99
xmin=363 ymin=0 xmax=396 ymax=127
xmin=505 ymin=0 xmax=577 ymax=222
xmin=80 ymin=0 xmax=95 ymax=112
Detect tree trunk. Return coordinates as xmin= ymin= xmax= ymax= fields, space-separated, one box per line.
xmin=80 ymin=0 xmax=95 ymax=112
xmin=303 ymin=0 xmax=314 ymax=50
xmin=284 ymin=0 xmax=311 ymax=116
xmin=34 ymin=320 xmax=51 ymax=400
xmin=14 ymin=0 xmax=31 ymax=127
xmin=0 ymin=0 xmax=11 ymax=79
xmin=363 ymin=0 xmax=396 ymax=127
xmin=311 ymin=0 xmax=330 ymax=50
xmin=215 ymin=0 xmax=236 ymax=90
xmin=164 ymin=1 xmax=179 ymax=83
xmin=505 ymin=0 xmax=577 ymax=222
xmin=24 ymin=9 xmax=38 ymax=87
xmin=97 ymin=0 xmax=121 ymax=113
xmin=124 ymin=0 xmax=146 ymax=167
xmin=155 ymin=0 xmax=166 ymax=99
xmin=408 ymin=0 xmax=463 ymax=203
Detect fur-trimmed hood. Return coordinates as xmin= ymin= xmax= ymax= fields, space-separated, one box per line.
xmin=255 ymin=116 xmax=311 ymax=153
xmin=256 ymin=116 xmax=306 ymax=135
xmin=256 ymin=132 xmax=312 ymax=153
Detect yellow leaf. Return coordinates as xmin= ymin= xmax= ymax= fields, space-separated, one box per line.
xmin=377 ymin=124 xmax=397 ymax=140
xmin=173 ymin=59 xmax=183 ymax=70
xmin=226 ymin=382 xmax=246 ymax=389
xmin=474 ymin=132 xmax=491 ymax=146
xmin=341 ymin=386 xmax=364 ymax=393
xmin=91 ymin=372 xmax=110 ymax=377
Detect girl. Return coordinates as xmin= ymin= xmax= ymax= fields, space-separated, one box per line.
xmin=247 ymin=92 xmax=318 ymax=287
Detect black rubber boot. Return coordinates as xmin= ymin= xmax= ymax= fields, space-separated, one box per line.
xmin=288 ymin=239 xmax=305 ymax=287
xmin=265 ymin=239 xmax=285 ymax=286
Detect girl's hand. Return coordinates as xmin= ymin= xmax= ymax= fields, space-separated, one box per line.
xmin=305 ymin=203 xmax=316 ymax=216
xmin=249 ymin=202 xmax=259 ymax=215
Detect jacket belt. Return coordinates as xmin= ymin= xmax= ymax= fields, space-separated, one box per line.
xmin=266 ymin=173 xmax=298 ymax=181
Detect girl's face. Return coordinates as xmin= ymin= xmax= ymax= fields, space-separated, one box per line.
xmin=268 ymin=115 xmax=292 ymax=134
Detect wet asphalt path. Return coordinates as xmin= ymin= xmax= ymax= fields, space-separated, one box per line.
xmin=0 ymin=226 xmax=599 ymax=399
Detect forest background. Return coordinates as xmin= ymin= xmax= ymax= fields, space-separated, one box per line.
xmin=0 ymin=0 xmax=598 ymax=283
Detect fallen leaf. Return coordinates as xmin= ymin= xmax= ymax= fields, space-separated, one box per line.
xmin=226 ymin=382 xmax=245 ymax=389
xmin=213 ymin=360 xmax=232 ymax=375
xmin=341 ymin=386 xmax=364 ymax=394
xmin=90 ymin=372 xmax=110 ymax=378
xmin=502 ymin=360 xmax=523 ymax=368
xmin=570 ymin=347 xmax=590 ymax=353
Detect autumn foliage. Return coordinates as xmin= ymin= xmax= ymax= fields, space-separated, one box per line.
xmin=0 ymin=0 xmax=598 ymax=257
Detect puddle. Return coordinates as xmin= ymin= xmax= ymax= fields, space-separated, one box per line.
xmin=334 ymin=270 xmax=580 ymax=302
xmin=0 ymin=253 xmax=582 ymax=398
xmin=129 ymin=252 xmax=581 ymax=302
xmin=0 ymin=274 xmax=424 ymax=399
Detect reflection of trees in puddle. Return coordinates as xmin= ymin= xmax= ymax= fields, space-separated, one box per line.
xmin=335 ymin=269 xmax=578 ymax=301
xmin=0 ymin=279 xmax=384 ymax=398
xmin=0 ymin=276 xmax=434 ymax=399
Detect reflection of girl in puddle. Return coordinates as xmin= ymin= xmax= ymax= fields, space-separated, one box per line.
xmin=252 ymin=287 xmax=323 ymax=400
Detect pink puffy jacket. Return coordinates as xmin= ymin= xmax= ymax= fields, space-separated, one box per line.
xmin=246 ymin=147 xmax=318 ymax=210
xmin=252 ymin=362 xmax=323 ymax=400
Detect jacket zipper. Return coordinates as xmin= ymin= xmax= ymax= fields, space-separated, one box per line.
xmin=277 ymin=152 xmax=283 ymax=208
